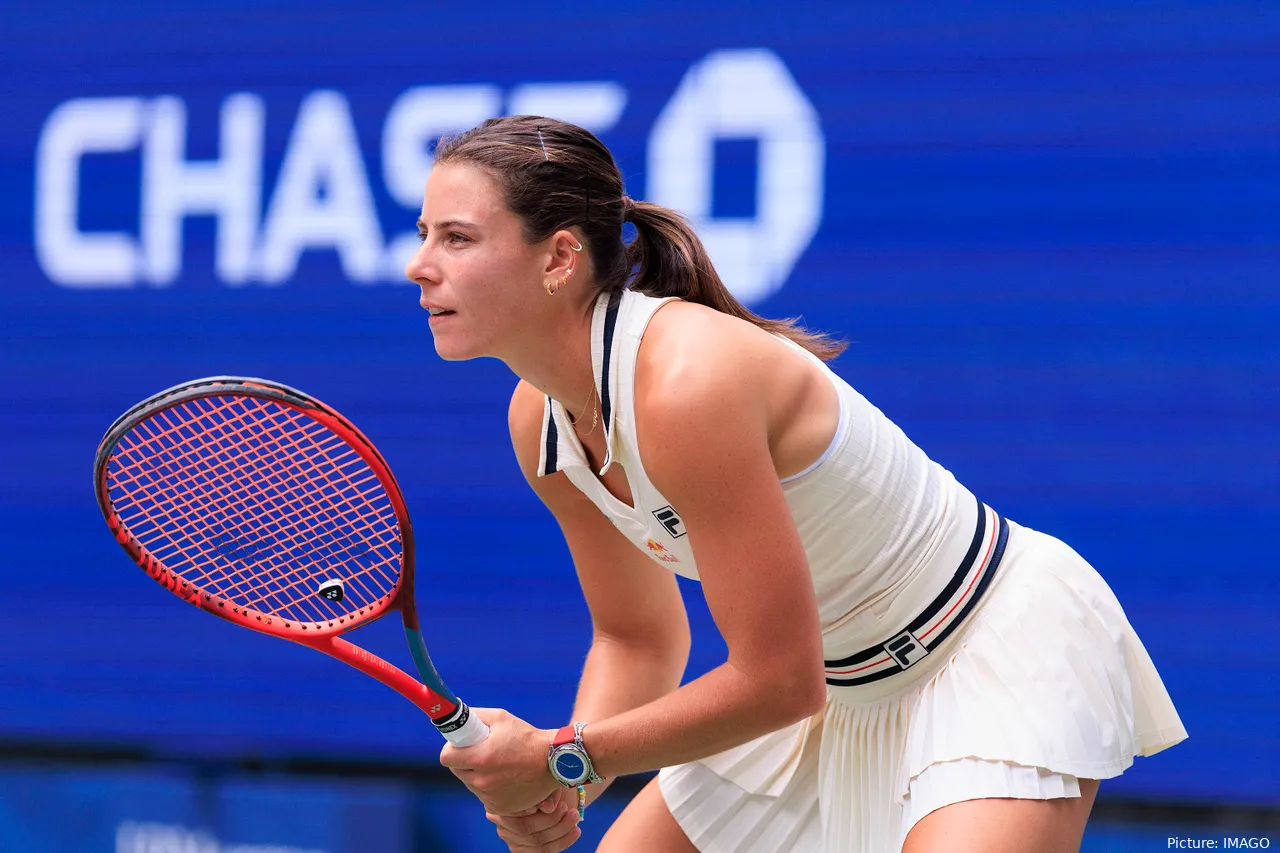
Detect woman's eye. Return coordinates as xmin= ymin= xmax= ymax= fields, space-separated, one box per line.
xmin=414 ymin=231 xmax=468 ymax=245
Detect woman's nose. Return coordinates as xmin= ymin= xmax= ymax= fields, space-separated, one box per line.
xmin=404 ymin=241 xmax=435 ymax=285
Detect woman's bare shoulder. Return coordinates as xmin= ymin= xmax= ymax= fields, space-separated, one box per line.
xmin=637 ymin=300 xmax=790 ymax=404
xmin=507 ymin=379 xmax=547 ymax=484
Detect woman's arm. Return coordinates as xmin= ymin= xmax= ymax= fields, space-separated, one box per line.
xmin=508 ymin=380 xmax=693 ymax=804
xmin=578 ymin=317 xmax=829 ymax=779
xmin=442 ymin=322 xmax=828 ymax=813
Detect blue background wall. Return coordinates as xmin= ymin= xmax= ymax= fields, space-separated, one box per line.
xmin=1 ymin=1 xmax=1277 ymax=849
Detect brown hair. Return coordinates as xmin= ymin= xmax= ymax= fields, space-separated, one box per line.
xmin=433 ymin=115 xmax=845 ymax=360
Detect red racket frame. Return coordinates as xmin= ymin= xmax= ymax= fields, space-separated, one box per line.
xmin=94 ymin=377 xmax=476 ymax=737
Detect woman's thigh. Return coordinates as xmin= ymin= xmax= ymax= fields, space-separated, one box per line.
xmin=902 ymin=779 xmax=1100 ymax=853
xmin=597 ymin=776 xmax=700 ymax=853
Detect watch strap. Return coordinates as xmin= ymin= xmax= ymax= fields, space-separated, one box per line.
xmin=573 ymin=722 xmax=605 ymax=785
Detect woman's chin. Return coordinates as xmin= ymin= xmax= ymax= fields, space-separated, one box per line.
xmin=432 ymin=342 xmax=467 ymax=362
xmin=431 ymin=334 xmax=483 ymax=362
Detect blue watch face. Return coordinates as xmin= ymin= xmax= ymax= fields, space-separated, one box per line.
xmin=554 ymin=752 xmax=586 ymax=782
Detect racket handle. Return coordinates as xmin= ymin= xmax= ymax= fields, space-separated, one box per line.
xmin=438 ymin=702 xmax=490 ymax=747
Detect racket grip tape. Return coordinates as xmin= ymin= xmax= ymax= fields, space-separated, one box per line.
xmin=436 ymin=702 xmax=490 ymax=747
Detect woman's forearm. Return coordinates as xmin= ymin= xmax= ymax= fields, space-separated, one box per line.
xmin=569 ymin=634 xmax=688 ymax=804
xmin=581 ymin=658 xmax=826 ymax=783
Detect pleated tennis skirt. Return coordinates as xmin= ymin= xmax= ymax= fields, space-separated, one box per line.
xmin=658 ymin=521 xmax=1187 ymax=852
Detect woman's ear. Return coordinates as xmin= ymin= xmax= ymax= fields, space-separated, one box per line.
xmin=544 ymin=230 xmax=584 ymax=282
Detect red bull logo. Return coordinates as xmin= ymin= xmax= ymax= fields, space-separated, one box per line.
xmin=645 ymin=538 xmax=680 ymax=563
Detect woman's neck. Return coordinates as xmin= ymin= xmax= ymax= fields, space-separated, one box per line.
xmin=501 ymin=298 xmax=598 ymax=418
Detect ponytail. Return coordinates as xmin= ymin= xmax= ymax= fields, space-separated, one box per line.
xmin=624 ymin=198 xmax=846 ymax=361
xmin=433 ymin=116 xmax=844 ymax=361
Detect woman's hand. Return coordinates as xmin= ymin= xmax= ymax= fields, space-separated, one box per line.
xmin=439 ymin=707 xmax=560 ymax=816
xmin=486 ymin=786 xmax=583 ymax=852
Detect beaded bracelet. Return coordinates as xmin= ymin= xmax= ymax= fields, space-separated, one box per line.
xmin=576 ymin=784 xmax=587 ymax=819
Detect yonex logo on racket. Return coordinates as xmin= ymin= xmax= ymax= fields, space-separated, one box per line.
xmin=652 ymin=506 xmax=687 ymax=539
xmin=318 ymin=579 xmax=345 ymax=602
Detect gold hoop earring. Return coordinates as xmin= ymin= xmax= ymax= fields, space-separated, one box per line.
xmin=569 ymin=239 xmax=583 ymax=252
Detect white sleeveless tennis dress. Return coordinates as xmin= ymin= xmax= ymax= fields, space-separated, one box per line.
xmin=537 ymin=289 xmax=1186 ymax=852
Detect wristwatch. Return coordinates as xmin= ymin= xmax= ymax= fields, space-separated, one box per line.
xmin=547 ymin=722 xmax=604 ymax=787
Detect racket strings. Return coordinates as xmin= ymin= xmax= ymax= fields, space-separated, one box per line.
xmin=107 ymin=394 xmax=403 ymax=625
xmin=112 ymin=402 xmax=374 ymax=624
xmin=149 ymin=399 xmax=397 ymax=613
xmin=129 ymin=397 xmax=400 ymax=619
xmin=114 ymin=402 xmax=341 ymax=615
xmin=133 ymin=404 xmax=386 ymax=621
xmin=227 ymin=403 xmax=400 ymax=614
xmin=113 ymin=398 xmax=396 ymax=623
xmin=120 ymin=405 xmax=308 ymax=605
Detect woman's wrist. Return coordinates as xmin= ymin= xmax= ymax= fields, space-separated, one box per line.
xmin=547 ymin=721 xmax=605 ymax=788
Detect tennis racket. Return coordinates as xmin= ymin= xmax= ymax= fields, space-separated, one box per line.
xmin=93 ymin=376 xmax=488 ymax=747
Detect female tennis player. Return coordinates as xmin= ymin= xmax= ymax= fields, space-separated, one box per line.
xmin=410 ymin=116 xmax=1186 ymax=853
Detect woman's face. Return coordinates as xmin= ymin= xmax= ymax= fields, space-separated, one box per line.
xmin=405 ymin=162 xmax=548 ymax=361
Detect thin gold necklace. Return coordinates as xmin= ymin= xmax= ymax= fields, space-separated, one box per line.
xmin=568 ymin=377 xmax=599 ymax=438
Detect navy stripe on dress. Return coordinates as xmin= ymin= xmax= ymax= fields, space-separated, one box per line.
xmin=823 ymin=510 xmax=1009 ymax=687
xmin=599 ymin=290 xmax=622 ymax=432
xmin=906 ymin=498 xmax=987 ymax=636
xmin=825 ymin=517 xmax=1008 ymax=687
xmin=543 ymin=408 xmax=559 ymax=475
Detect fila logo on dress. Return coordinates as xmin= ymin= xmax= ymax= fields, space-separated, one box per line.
xmin=652 ymin=505 xmax=687 ymax=538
